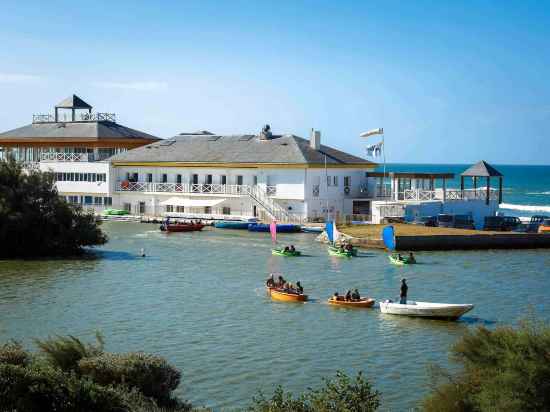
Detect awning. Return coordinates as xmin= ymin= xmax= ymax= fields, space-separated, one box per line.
xmin=159 ymin=197 xmax=226 ymax=207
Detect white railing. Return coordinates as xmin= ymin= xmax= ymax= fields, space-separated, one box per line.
xmin=403 ymin=189 xmax=438 ymax=201
xmin=397 ymin=188 xmax=500 ymax=202
xmin=41 ymin=152 xmax=92 ymax=162
xmin=266 ymin=185 xmax=277 ymax=196
xmin=378 ymin=203 xmax=406 ymax=218
xmin=116 ymin=182 xmax=252 ymax=195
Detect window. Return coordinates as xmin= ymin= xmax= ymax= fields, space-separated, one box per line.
xmin=162 ymin=174 xmax=168 ymax=183
xmin=206 ymin=174 xmax=213 ymax=184
xmin=176 ymin=174 xmax=182 ymax=184
xmin=220 ymin=175 xmax=227 ymax=185
xmin=139 ymin=202 xmax=146 ymax=214
xmin=204 ymin=206 xmax=212 ymax=214
xmin=176 ymin=206 xmax=184 ymax=213
xmin=333 ymin=176 xmax=339 ymax=186
xmin=222 ymin=206 xmax=231 ymax=215
xmin=103 ymin=197 xmax=112 ymax=206
xmin=94 ymin=197 xmax=102 ymax=205
xmin=84 ymin=196 xmax=93 ymax=205
xmin=236 ymin=175 xmax=243 ymax=185
xmin=165 ymin=205 xmax=174 ymax=213
xmin=192 ymin=174 xmax=199 ymax=184
xmin=344 ymin=176 xmax=351 ymax=187
xmin=253 ymin=175 xmax=258 ymax=185
xmin=147 ymin=173 xmax=153 ymax=183
xmin=327 ymin=176 xmax=332 ymax=186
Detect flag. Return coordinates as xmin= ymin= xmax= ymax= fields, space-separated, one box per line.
xmin=270 ymin=220 xmax=277 ymax=243
xmin=366 ymin=141 xmax=383 ymax=158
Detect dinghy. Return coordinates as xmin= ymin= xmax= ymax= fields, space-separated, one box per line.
xmin=328 ymin=297 xmax=375 ymax=308
xmin=327 ymin=246 xmax=352 ymax=257
xmin=272 ymin=249 xmax=301 ymax=257
xmin=379 ymin=300 xmax=474 ymax=320
xmin=269 ymin=288 xmax=308 ymax=302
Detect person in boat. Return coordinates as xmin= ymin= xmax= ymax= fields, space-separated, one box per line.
xmin=400 ymin=278 xmax=408 ymax=304
xmin=333 ymin=292 xmax=343 ymax=301
xmin=408 ymin=252 xmax=416 ymax=264
xmin=339 ymin=244 xmax=345 ymax=252
xmin=345 ymin=290 xmax=352 ymax=301
xmin=290 ymin=245 xmax=296 ymax=252
xmin=397 ymin=253 xmax=404 ymax=261
xmin=284 ymin=246 xmax=290 ymax=253
xmin=266 ymin=274 xmax=275 ymax=287
xmin=277 ymin=275 xmax=285 ymax=287
xmin=351 ymin=289 xmax=361 ymax=301
xmin=296 ymin=281 xmax=303 ymax=294
xmin=345 ymin=243 xmax=353 ymax=252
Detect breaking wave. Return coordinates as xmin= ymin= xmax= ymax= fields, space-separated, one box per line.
xmin=526 ymin=191 xmax=550 ymax=195
xmin=499 ymin=203 xmax=550 ymax=213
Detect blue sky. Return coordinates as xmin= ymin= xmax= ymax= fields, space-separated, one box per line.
xmin=1 ymin=0 xmax=549 ymax=164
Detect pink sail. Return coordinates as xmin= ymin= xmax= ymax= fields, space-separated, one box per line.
xmin=270 ymin=220 xmax=277 ymax=243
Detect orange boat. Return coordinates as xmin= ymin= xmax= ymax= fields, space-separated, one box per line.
xmin=268 ymin=288 xmax=308 ymax=302
xmin=328 ymin=297 xmax=375 ymax=308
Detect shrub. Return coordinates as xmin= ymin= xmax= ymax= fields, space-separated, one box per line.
xmin=78 ymin=352 xmax=182 ymax=406
xmin=423 ymin=319 xmax=550 ymax=412
xmin=0 ymin=341 xmax=30 ymax=366
xmin=248 ymin=371 xmax=380 ymax=412
xmin=35 ymin=332 xmax=104 ymax=372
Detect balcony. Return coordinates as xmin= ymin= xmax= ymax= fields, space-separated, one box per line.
xmin=41 ymin=152 xmax=93 ymax=162
xmin=32 ymin=112 xmax=116 ymax=124
xmin=116 ymin=182 xmax=252 ymax=196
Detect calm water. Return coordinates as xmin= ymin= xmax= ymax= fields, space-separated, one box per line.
xmin=1 ymin=222 xmax=549 ymax=410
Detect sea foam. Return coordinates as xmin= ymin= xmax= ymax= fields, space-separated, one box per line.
xmin=499 ymin=203 xmax=550 ymax=213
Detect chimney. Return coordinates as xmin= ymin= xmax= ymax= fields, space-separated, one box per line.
xmin=310 ymin=128 xmax=321 ymax=150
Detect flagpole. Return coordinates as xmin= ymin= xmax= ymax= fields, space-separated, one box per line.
xmin=325 ymin=153 xmax=329 ymax=222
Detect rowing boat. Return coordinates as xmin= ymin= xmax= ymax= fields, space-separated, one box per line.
xmin=272 ymin=249 xmax=301 ymax=257
xmin=388 ymin=255 xmax=405 ymax=265
xmin=379 ymin=300 xmax=474 ymax=320
xmin=328 ymin=297 xmax=375 ymax=308
xmin=328 ymin=246 xmax=352 ymax=257
xmin=269 ymin=288 xmax=308 ymax=302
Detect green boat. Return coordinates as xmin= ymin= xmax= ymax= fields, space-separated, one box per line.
xmin=328 ymin=246 xmax=352 ymax=257
xmin=102 ymin=208 xmax=130 ymax=216
xmin=388 ymin=254 xmax=414 ymax=265
xmin=272 ymin=249 xmax=301 ymax=257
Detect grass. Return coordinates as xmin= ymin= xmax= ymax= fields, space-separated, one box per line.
xmin=338 ymin=223 xmax=493 ymax=239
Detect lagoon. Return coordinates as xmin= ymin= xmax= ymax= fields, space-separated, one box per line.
xmin=1 ymin=222 xmax=549 ymax=410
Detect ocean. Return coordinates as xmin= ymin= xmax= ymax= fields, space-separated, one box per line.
xmin=382 ymin=163 xmax=550 ymax=218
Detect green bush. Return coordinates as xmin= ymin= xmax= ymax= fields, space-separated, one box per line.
xmin=78 ymin=352 xmax=182 ymax=406
xmin=248 ymin=371 xmax=380 ymax=412
xmin=423 ymin=319 xmax=550 ymax=412
xmin=35 ymin=332 xmax=104 ymax=372
xmin=0 ymin=363 xmax=130 ymax=412
xmin=0 ymin=341 xmax=30 ymax=366
xmin=0 ymin=158 xmax=107 ymax=258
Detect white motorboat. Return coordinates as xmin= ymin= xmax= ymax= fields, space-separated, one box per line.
xmin=379 ymin=300 xmax=474 ymax=320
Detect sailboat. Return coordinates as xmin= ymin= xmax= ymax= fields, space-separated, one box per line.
xmin=326 ymin=221 xmax=354 ymax=257
xmin=383 ymin=225 xmax=415 ymax=264
xmin=271 ymin=221 xmax=301 ymax=256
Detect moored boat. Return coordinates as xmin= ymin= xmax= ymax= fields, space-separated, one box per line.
xmin=328 ymin=297 xmax=375 ymax=308
xmin=161 ymin=223 xmax=205 ymax=232
xmin=214 ymin=221 xmax=250 ymax=230
xmin=269 ymin=288 xmax=308 ymax=302
xmin=272 ymin=249 xmax=301 ymax=257
xmin=379 ymin=300 xmax=474 ymax=320
xmin=388 ymin=255 xmax=405 ymax=265
xmin=248 ymin=223 xmax=302 ymax=233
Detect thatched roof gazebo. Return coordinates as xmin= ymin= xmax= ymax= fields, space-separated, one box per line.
xmin=461 ymin=160 xmax=503 ymax=205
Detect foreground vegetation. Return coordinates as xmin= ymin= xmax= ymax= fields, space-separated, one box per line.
xmin=1 ymin=319 xmax=549 ymax=411
xmin=0 ymin=158 xmax=106 ymax=258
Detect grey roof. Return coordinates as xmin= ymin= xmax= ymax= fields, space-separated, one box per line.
xmin=109 ymin=133 xmax=374 ymax=165
xmin=461 ymin=160 xmax=503 ymax=177
xmin=0 ymin=121 xmax=159 ymax=141
xmin=55 ymin=95 xmax=92 ymax=109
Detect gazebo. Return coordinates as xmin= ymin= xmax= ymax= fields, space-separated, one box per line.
xmin=54 ymin=94 xmax=92 ymax=122
xmin=461 ymin=160 xmax=503 ymax=205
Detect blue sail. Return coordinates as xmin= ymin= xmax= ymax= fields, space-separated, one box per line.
xmin=382 ymin=225 xmax=396 ymax=251
xmin=325 ymin=221 xmax=334 ymax=243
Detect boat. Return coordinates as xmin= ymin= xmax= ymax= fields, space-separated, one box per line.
xmin=214 ymin=221 xmax=250 ymax=230
xmin=302 ymin=226 xmax=324 ymax=233
xmin=272 ymin=249 xmax=301 ymax=257
xmin=248 ymin=223 xmax=301 ymax=233
xmin=269 ymin=288 xmax=308 ymax=302
xmin=379 ymin=300 xmax=474 ymax=320
xmin=328 ymin=297 xmax=375 ymax=308
xmin=160 ymin=223 xmax=205 ymax=232
xmin=388 ymin=254 xmax=415 ymax=265
xmin=102 ymin=208 xmax=129 ymax=216
xmin=328 ymin=246 xmax=352 ymax=257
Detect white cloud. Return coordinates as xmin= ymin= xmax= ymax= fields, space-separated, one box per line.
xmin=93 ymin=81 xmax=169 ymax=91
xmin=0 ymin=73 xmax=41 ymax=83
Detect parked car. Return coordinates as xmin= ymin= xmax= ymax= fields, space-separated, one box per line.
xmin=453 ymin=214 xmax=476 ymax=230
xmin=483 ymin=216 xmax=522 ymax=231
xmin=411 ymin=216 xmax=437 ymax=227
xmin=436 ymin=214 xmax=454 ymax=228
xmin=524 ymin=215 xmax=549 ymax=233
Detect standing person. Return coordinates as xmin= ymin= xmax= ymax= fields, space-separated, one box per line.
xmin=400 ymin=279 xmax=408 ymax=304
